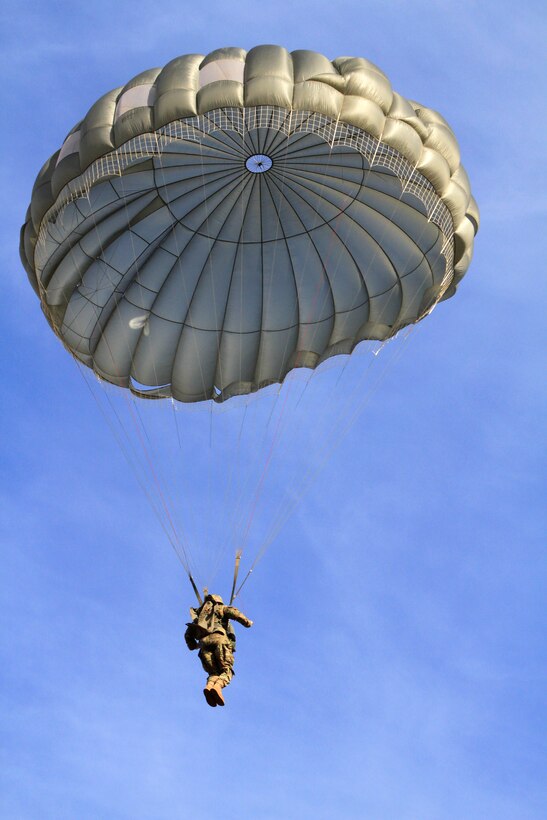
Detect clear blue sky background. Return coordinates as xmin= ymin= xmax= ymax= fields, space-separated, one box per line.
xmin=1 ymin=2 xmax=546 ymax=819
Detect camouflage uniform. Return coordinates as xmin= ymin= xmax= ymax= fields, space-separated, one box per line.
xmin=185 ymin=594 xmax=252 ymax=707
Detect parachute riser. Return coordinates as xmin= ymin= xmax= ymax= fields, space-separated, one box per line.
xmin=188 ymin=573 xmax=203 ymax=606
xmin=229 ymin=549 xmax=243 ymax=605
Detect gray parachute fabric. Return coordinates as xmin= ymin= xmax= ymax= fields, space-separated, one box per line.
xmin=21 ymin=45 xmax=479 ymax=404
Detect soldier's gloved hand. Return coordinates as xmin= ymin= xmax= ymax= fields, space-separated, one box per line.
xmin=246 ymin=621 xmax=253 ymax=628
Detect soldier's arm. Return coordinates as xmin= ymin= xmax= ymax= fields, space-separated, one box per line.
xmin=184 ymin=624 xmax=199 ymax=650
xmin=223 ymin=606 xmax=253 ymax=628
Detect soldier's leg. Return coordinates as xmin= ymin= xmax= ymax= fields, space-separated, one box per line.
xmin=210 ymin=636 xmax=235 ymax=705
xmin=198 ymin=648 xmax=215 ymax=677
xmin=198 ymin=644 xmax=222 ymax=708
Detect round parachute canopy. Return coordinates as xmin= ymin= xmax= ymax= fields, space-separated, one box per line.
xmin=21 ymin=45 xmax=479 ymax=404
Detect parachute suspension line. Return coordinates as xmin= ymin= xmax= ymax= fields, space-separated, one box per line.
xmin=334 ymin=340 xmax=387 ymax=390
xmin=293 ymin=363 xmax=317 ymax=410
xmin=132 ymin=400 xmax=153 ymax=447
xmin=74 ymin=362 xmax=190 ymax=572
xmin=258 ymin=329 xmax=415 ymax=561
xmin=122 ymin=392 xmax=193 ymax=573
xmin=172 ymin=399 xmax=182 ymax=449
xmin=238 ymin=402 xmax=249 ymax=445
xmin=130 ymin=395 xmax=197 ymax=567
xmin=264 ymin=386 xmax=283 ymax=440
xmin=248 ymin=374 xmax=304 ymax=519
xmin=128 ymin=395 xmax=194 ymax=572
xmin=219 ymin=402 xmax=261 ymax=567
xmin=237 ymin=361 xmax=323 ymax=557
xmin=217 ymin=402 xmax=248 ymax=567
xmin=207 ymin=400 xmax=213 ymax=576
xmin=232 ymin=388 xmax=284 ymax=528
xmin=217 ymin=384 xmax=287 ymax=584
xmin=239 ymin=372 xmax=294 ymax=556
xmin=227 ymin=400 xmax=269 ymax=557
xmin=229 ymin=549 xmax=243 ymax=605
xmin=234 ymin=330 xmax=415 ymax=595
xmin=212 ymin=417 xmax=241 ymax=575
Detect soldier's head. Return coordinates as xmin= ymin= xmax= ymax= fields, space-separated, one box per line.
xmin=205 ymin=593 xmax=224 ymax=605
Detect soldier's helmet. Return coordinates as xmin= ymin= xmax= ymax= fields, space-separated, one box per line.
xmin=206 ymin=594 xmax=224 ymax=604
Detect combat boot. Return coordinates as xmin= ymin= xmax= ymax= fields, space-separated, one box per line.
xmin=203 ymin=680 xmax=218 ymax=707
xmin=212 ymin=682 xmax=225 ymax=706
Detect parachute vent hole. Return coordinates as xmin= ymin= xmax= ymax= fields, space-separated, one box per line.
xmin=245 ymin=154 xmax=272 ymax=174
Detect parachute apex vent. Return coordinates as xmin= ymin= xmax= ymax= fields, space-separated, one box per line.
xmin=245 ymin=154 xmax=273 ymax=173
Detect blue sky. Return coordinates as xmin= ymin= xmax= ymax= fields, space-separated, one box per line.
xmin=1 ymin=2 xmax=546 ymax=818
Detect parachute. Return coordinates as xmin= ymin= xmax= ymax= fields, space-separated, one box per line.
xmin=20 ymin=46 xmax=479 ymax=593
